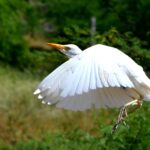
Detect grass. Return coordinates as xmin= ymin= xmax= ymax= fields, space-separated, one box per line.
xmin=0 ymin=64 xmax=150 ymax=150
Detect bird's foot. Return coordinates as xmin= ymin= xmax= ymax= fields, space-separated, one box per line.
xmin=112 ymin=99 xmax=142 ymax=133
xmin=112 ymin=105 xmax=128 ymax=133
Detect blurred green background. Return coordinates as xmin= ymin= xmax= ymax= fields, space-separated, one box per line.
xmin=0 ymin=0 xmax=150 ymax=149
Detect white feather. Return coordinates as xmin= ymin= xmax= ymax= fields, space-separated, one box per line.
xmin=38 ymin=94 xmax=43 ymax=99
xmin=34 ymin=89 xmax=41 ymax=95
xmin=76 ymin=59 xmax=89 ymax=94
xmin=34 ymin=44 xmax=150 ymax=111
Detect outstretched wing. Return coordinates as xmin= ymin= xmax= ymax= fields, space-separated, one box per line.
xmin=34 ymin=44 xmax=149 ymax=111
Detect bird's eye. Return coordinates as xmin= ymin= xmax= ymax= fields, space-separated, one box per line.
xmin=65 ymin=47 xmax=70 ymax=51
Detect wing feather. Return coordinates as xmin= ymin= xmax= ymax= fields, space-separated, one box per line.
xmin=89 ymin=57 xmax=97 ymax=89
xmin=76 ymin=56 xmax=91 ymax=94
xmin=55 ymin=87 xmax=139 ymax=111
xmin=94 ymin=57 xmax=103 ymax=88
xmin=34 ymin=44 xmax=150 ymax=110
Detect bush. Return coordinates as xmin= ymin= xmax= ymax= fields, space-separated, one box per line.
xmin=0 ymin=0 xmax=29 ymax=69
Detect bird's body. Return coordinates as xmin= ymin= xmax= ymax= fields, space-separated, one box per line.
xmin=34 ymin=44 xmax=150 ymax=112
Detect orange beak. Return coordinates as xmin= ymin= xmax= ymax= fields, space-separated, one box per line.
xmin=47 ymin=43 xmax=65 ymax=50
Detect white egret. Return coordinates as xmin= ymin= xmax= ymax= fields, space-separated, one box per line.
xmin=34 ymin=43 xmax=150 ymax=132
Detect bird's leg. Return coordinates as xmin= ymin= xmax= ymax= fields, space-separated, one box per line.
xmin=128 ymin=99 xmax=143 ymax=114
xmin=112 ymin=99 xmax=142 ymax=133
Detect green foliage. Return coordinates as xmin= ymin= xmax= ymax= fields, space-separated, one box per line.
xmin=0 ymin=66 xmax=150 ymax=150
xmin=25 ymin=50 xmax=67 ymax=75
xmin=37 ymin=0 xmax=150 ymax=44
xmin=1 ymin=104 xmax=150 ymax=150
xmin=52 ymin=25 xmax=91 ymax=48
xmin=0 ymin=0 xmax=29 ymax=69
xmin=0 ymin=0 xmax=150 ymax=72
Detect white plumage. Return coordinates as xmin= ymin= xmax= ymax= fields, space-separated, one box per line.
xmin=34 ymin=44 xmax=150 ymax=111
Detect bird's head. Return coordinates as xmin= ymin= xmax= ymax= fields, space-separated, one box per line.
xmin=48 ymin=43 xmax=82 ymax=58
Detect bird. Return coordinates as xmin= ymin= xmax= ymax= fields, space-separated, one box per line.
xmin=34 ymin=43 xmax=150 ymax=132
